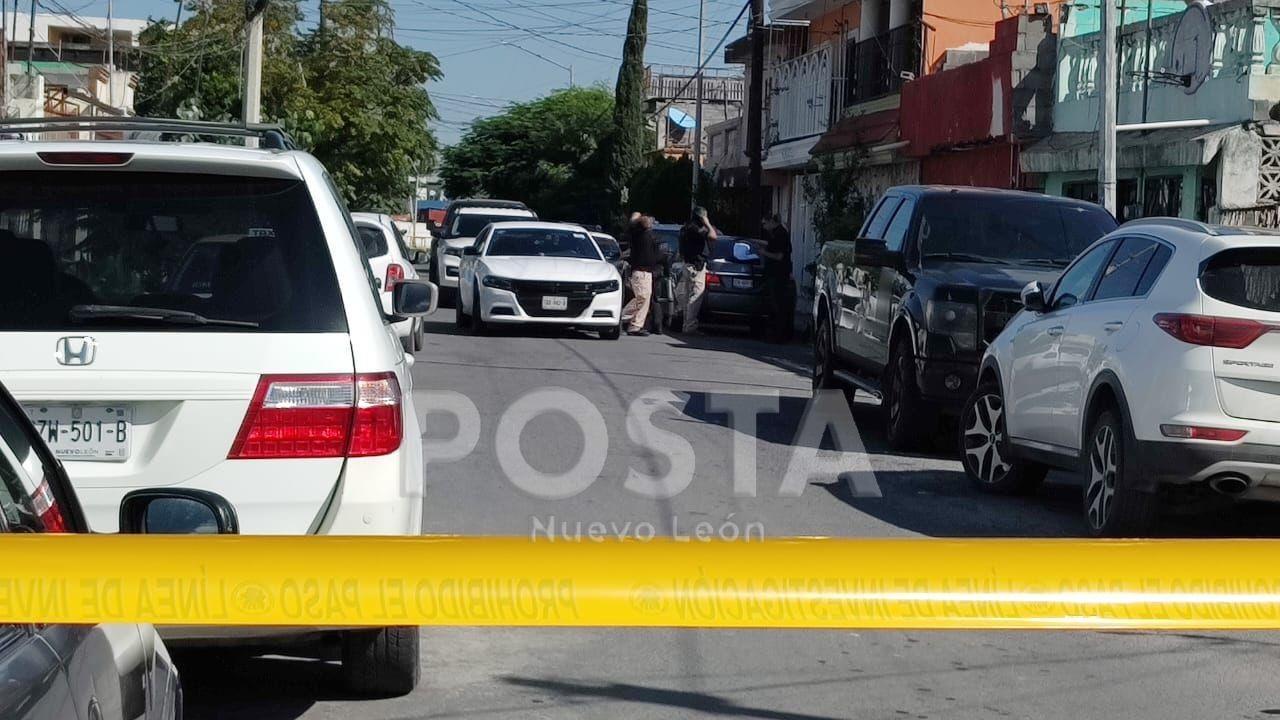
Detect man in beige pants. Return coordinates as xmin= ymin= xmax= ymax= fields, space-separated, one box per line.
xmin=621 ymin=215 xmax=659 ymax=336
xmin=677 ymin=206 xmax=717 ymax=333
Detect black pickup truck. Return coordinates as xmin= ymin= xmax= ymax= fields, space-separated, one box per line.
xmin=812 ymin=186 xmax=1117 ymax=451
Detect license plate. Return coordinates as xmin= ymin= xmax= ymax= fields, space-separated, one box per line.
xmin=731 ymin=278 xmax=754 ymax=290
xmin=23 ymin=405 xmax=132 ymax=462
xmin=542 ymin=296 xmax=568 ymax=310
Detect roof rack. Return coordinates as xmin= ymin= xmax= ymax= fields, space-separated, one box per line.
xmin=0 ymin=116 xmax=297 ymax=150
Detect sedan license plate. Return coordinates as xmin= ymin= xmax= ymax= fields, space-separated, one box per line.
xmin=23 ymin=405 xmax=132 ymax=462
xmin=731 ymin=278 xmax=754 ymax=290
xmin=542 ymin=295 xmax=569 ymax=311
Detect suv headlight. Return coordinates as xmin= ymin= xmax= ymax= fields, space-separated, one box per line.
xmin=483 ymin=275 xmax=515 ymax=291
xmin=444 ymin=246 xmax=464 ymax=257
xmin=588 ymin=279 xmax=620 ymax=293
xmin=925 ymin=300 xmax=979 ymax=351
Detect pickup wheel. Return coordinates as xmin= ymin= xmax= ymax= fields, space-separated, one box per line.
xmin=813 ymin=312 xmax=837 ymax=390
xmin=884 ymin=339 xmax=935 ymax=452
xmin=961 ymin=382 xmax=1047 ymax=494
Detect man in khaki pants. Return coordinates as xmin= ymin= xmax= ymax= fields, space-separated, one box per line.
xmin=621 ymin=215 xmax=659 ymax=336
xmin=677 ymin=206 xmax=717 ymax=333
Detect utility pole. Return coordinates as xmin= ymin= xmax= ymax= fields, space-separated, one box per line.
xmin=107 ymin=0 xmax=114 ymax=110
xmin=1098 ymin=0 xmax=1118 ymax=215
xmin=243 ymin=0 xmax=267 ymax=143
xmin=1 ymin=0 xmax=7 ymax=117
xmin=746 ymin=0 xmax=765 ymax=234
xmin=692 ymin=0 xmax=705 ymax=204
xmin=25 ymin=0 xmax=35 ymax=76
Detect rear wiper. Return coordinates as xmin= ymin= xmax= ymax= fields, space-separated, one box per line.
xmin=923 ymin=252 xmax=1003 ymax=264
xmin=1019 ymin=258 xmax=1072 ymax=268
xmin=70 ymin=305 xmax=259 ymax=329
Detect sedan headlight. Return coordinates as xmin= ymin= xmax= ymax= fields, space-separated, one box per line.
xmin=925 ymin=300 xmax=979 ymax=352
xmin=588 ymin=279 xmax=620 ymax=293
xmin=483 ymin=275 xmax=515 ymax=291
xmin=444 ymin=246 xmax=464 ymax=257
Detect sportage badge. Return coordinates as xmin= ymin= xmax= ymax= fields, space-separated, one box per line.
xmin=55 ymin=336 xmax=97 ymax=366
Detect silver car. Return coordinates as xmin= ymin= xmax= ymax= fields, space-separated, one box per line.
xmin=0 ymin=378 xmax=239 ymax=719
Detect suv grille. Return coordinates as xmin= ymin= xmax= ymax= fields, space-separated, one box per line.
xmin=981 ymin=292 xmax=1023 ymax=345
xmin=512 ymin=280 xmax=596 ymax=318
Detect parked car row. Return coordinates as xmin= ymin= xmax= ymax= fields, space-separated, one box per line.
xmin=0 ymin=118 xmax=444 ymax=709
xmin=814 ymin=185 xmax=1280 ymax=536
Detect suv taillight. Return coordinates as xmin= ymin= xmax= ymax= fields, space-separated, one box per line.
xmin=385 ymin=264 xmax=405 ymax=293
xmin=31 ymin=480 xmax=68 ymax=533
xmin=1153 ymin=313 xmax=1274 ymax=349
xmin=228 ymin=373 xmax=402 ymax=459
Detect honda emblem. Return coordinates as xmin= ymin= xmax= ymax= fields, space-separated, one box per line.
xmin=55 ymin=336 xmax=97 ymax=366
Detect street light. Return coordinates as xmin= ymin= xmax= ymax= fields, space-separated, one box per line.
xmin=500 ymin=41 xmax=574 ymax=87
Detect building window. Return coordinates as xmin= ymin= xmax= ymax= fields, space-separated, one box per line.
xmin=1143 ymin=175 xmax=1182 ymax=218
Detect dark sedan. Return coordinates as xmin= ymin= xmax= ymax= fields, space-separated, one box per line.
xmin=650 ymin=226 xmax=770 ymax=334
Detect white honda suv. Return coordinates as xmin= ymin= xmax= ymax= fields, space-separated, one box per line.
xmin=0 ymin=117 xmax=438 ymax=695
xmin=963 ymin=218 xmax=1280 ymax=536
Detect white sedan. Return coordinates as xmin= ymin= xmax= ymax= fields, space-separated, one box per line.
xmin=456 ymin=221 xmax=623 ymax=339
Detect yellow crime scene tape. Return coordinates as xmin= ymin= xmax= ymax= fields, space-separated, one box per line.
xmin=5 ymin=536 xmax=1280 ymax=629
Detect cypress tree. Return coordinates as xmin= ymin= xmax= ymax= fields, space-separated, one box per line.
xmin=606 ymin=0 xmax=648 ymax=223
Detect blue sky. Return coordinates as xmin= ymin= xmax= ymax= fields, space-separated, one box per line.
xmin=104 ymin=0 xmax=750 ymax=145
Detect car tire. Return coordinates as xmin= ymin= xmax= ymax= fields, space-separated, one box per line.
xmin=340 ymin=626 xmax=420 ymax=697
xmin=428 ymin=256 xmax=439 ymax=286
xmin=600 ymin=324 xmax=621 ymax=340
xmin=813 ymin=312 xmax=837 ymax=391
xmin=884 ymin=339 xmax=935 ymax=452
xmin=469 ymin=288 xmax=486 ymax=335
xmin=1083 ymin=409 xmax=1158 ymax=537
xmin=412 ymin=320 xmax=425 ymax=352
xmin=961 ymin=381 xmax=1048 ymax=494
xmin=455 ymin=294 xmax=469 ymax=329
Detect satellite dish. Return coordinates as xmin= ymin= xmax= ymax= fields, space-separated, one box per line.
xmin=1169 ymin=3 xmax=1214 ymax=95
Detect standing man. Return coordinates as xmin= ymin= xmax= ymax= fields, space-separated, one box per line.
xmin=621 ymin=214 xmax=659 ymax=336
xmin=677 ymin=206 xmax=717 ymax=333
xmin=750 ymin=214 xmax=795 ymax=343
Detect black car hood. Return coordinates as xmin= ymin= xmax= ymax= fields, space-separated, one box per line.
xmin=916 ymin=261 xmax=1061 ymax=293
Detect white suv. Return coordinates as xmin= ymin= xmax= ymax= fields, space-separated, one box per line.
xmin=964 ymin=218 xmax=1280 ymax=536
xmin=353 ymin=211 xmax=426 ymax=352
xmin=0 ymin=117 xmax=437 ymax=695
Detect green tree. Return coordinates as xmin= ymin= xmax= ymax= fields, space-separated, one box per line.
xmin=439 ymin=86 xmax=615 ymax=225
xmin=604 ymin=0 xmax=648 ymax=221
xmin=135 ymin=0 xmax=439 ymax=211
xmin=802 ymin=152 xmax=871 ymax=246
xmin=626 ymin=155 xmax=712 ymax=225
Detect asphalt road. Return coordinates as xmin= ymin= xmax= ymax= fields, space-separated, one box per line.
xmin=178 ymin=308 xmax=1280 ymax=720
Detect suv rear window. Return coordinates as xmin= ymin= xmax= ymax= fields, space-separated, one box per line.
xmin=357 ymin=224 xmax=389 ymax=258
xmin=1201 ymin=247 xmax=1280 ymax=312
xmin=918 ymin=195 xmax=1117 ymax=263
xmin=0 ymin=171 xmax=347 ymax=332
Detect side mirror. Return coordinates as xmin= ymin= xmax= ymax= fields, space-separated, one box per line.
xmin=462 ymin=246 xmax=480 ymax=256
xmin=731 ymin=241 xmax=760 ymax=263
xmin=854 ymin=237 xmax=899 ymax=268
xmin=412 ymin=250 xmax=429 ymax=264
xmin=120 ymin=488 xmax=239 ymax=534
xmin=1021 ymin=281 xmax=1047 ymax=313
xmin=393 ymin=279 xmax=439 ymax=317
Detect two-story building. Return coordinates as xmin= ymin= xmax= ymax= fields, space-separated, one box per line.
xmin=4 ymin=12 xmax=146 ymax=119
xmin=1022 ymin=0 xmax=1280 ymax=226
xmin=644 ymin=64 xmax=745 ymax=160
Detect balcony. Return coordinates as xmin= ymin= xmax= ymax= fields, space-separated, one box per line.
xmin=844 ymin=22 xmax=924 ymax=109
xmin=644 ymin=65 xmax=746 ymax=104
xmin=766 ymin=42 xmax=836 ymax=145
xmin=1054 ymin=0 xmax=1280 ymax=131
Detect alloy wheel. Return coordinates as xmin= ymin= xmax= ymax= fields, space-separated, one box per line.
xmin=963 ymin=393 xmax=1012 ymax=484
xmin=1086 ymin=424 xmax=1118 ymax=530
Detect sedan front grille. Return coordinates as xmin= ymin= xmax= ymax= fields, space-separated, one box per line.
xmin=511 ymin=279 xmax=596 ymax=318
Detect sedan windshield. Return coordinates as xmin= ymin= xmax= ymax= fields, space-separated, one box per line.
xmin=487 ymin=228 xmax=602 ymax=259
xmin=452 ymin=213 xmax=528 ymax=238
xmin=918 ymin=195 xmax=1117 ymax=264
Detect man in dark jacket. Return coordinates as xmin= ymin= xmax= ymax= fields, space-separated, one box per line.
xmin=676 ymin=206 xmax=717 ymax=333
xmin=621 ymin=214 xmax=660 ymax=336
xmin=748 ymin=215 xmax=796 ymax=343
